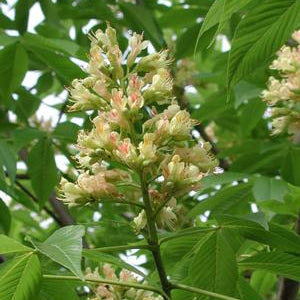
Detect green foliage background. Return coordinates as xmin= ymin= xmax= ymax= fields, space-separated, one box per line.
xmin=0 ymin=0 xmax=300 ymax=299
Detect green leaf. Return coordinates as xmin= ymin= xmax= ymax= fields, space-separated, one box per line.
xmin=30 ymin=225 xmax=85 ymax=279
xmin=83 ymin=249 xmax=146 ymax=277
xmin=188 ymin=183 xmax=252 ymax=218
xmin=27 ymin=47 xmax=84 ymax=84
xmin=252 ymin=176 xmax=288 ymax=202
xmin=240 ymin=251 xmax=300 ymax=281
xmin=0 ymin=199 xmax=11 ymax=234
xmin=250 ymin=270 xmax=276 ymax=296
xmin=38 ymin=278 xmax=80 ymax=300
xmin=0 ymin=43 xmax=28 ymax=102
xmin=120 ymin=3 xmax=165 ymax=50
xmin=281 ymin=146 xmax=300 ymax=187
xmin=228 ymin=0 xmax=300 ymax=91
xmin=237 ymin=276 xmax=263 ymax=300
xmin=234 ymin=81 xmax=263 ymax=108
xmin=27 ymin=138 xmax=59 ymax=207
xmin=53 ymin=122 xmax=80 ymax=143
xmin=15 ymin=88 xmax=41 ymax=121
xmin=22 ymin=33 xmax=84 ymax=59
xmin=176 ymin=23 xmax=216 ymax=59
xmin=0 ymin=253 xmax=41 ymax=300
xmin=188 ymin=229 xmax=239 ymax=298
xmin=200 ymin=172 xmax=249 ymax=189
xmin=15 ymin=0 xmax=31 ymax=34
xmin=219 ymin=216 xmax=300 ymax=254
xmin=0 ymin=139 xmax=16 ymax=183
xmin=0 ymin=234 xmax=32 ymax=254
xmin=196 ymin=0 xmax=252 ymax=49
xmin=240 ymin=98 xmax=266 ymax=135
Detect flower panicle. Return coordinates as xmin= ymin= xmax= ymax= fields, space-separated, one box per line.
xmin=60 ymin=24 xmax=218 ymax=230
xmin=261 ymin=30 xmax=300 ymax=138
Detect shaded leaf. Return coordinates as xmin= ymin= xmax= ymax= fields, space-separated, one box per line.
xmin=0 ymin=253 xmax=41 ymax=300
xmin=27 ymin=138 xmax=59 ymax=207
xmin=0 ymin=199 xmax=11 ymax=234
xmin=188 ymin=229 xmax=238 ymax=298
xmin=240 ymin=251 xmax=300 ymax=281
xmin=30 ymin=225 xmax=85 ymax=279
xmin=0 ymin=234 xmax=32 ymax=254
xmin=0 ymin=43 xmax=28 ymax=102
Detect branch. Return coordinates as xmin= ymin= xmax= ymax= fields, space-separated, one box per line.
xmin=171 ymin=282 xmax=241 ymax=300
xmin=43 ymin=274 xmax=170 ymax=299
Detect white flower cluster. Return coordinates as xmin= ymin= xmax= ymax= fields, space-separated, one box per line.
xmin=262 ymin=30 xmax=300 ymax=137
xmin=60 ymin=25 xmax=218 ymax=230
xmin=86 ymin=264 xmax=163 ymax=300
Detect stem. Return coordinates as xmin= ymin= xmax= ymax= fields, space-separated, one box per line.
xmin=85 ymin=244 xmax=151 ymax=253
xmin=171 ymin=283 xmax=241 ymax=300
xmin=139 ymin=171 xmax=171 ymax=299
xmin=42 ymin=274 xmax=169 ymax=299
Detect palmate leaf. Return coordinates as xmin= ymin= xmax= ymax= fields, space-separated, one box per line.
xmin=239 ymin=251 xmax=300 ymax=281
xmin=228 ymin=0 xmax=300 ymax=91
xmin=188 ymin=229 xmax=239 ymax=299
xmin=30 ymin=225 xmax=85 ymax=279
xmin=0 ymin=253 xmax=41 ymax=300
xmin=0 ymin=234 xmax=33 ymax=254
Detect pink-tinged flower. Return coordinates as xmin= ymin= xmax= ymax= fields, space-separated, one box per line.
xmin=68 ymin=78 xmax=106 ymax=111
xmin=174 ymin=144 xmax=218 ymax=172
xmin=137 ymin=50 xmax=172 ymax=72
xmin=128 ymin=92 xmax=144 ymax=110
xmin=143 ymin=68 xmax=173 ymax=104
xmin=262 ymin=77 xmax=291 ymax=105
xmin=162 ymin=155 xmax=203 ymax=188
xmin=168 ymin=110 xmax=196 ymax=139
xmin=138 ymin=133 xmax=157 ymax=166
xmin=102 ymin=263 xmax=118 ymax=280
xmin=110 ymin=89 xmax=126 ymax=111
xmin=127 ymin=32 xmax=149 ymax=67
xmin=115 ymin=138 xmax=138 ymax=167
xmin=292 ymin=30 xmax=300 ymax=44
